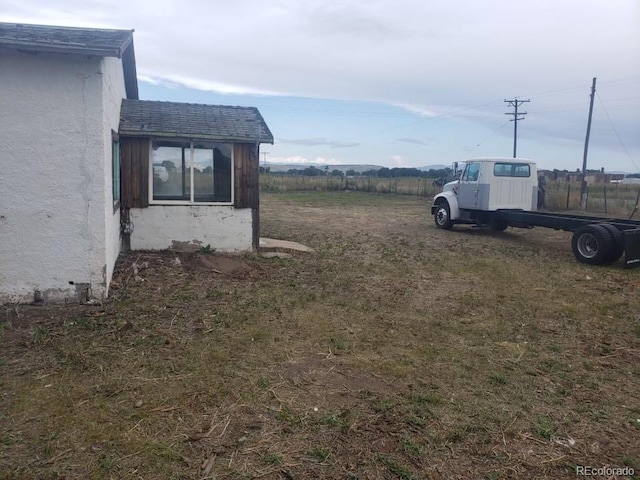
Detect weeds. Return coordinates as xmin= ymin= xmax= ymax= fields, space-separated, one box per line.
xmin=308 ymin=446 xmax=331 ymax=462
xmin=330 ymin=336 xmax=346 ymax=352
xmin=31 ymin=324 xmax=49 ymax=344
xmin=401 ymin=437 xmax=422 ymax=459
xmin=199 ymin=244 xmax=213 ymax=253
xmin=372 ymin=398 xmax=392 ymax=414
xmin=534 ymin=416 xmax=556 ymax=440
xmin=378 ymin=455 xmax=415 ymax=480
xmin=256 ymin=377 xmax=270 ymax=388
xmin=262 ymin=452 xmax=283 ymax=465
xmin=489 ymin=373 xmax=508 ymax=385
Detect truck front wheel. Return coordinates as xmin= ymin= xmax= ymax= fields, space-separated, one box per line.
xmin=434 ymin=202 xmax=453 ymax=230
xmin=571 ymin=224 xmax=616 ymax=265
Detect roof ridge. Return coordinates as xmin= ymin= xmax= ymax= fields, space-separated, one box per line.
xmin=1 ymin=22 xmax=134 ymax=34
xmin=125 ymin=98 xmax=259 ymax=110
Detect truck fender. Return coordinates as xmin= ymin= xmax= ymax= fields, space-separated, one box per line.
xmin=433 ymin=191 xmax=460 ymax=220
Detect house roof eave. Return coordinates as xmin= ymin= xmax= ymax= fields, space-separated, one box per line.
xmin=119 ymin=130 xmax=273 ymax=144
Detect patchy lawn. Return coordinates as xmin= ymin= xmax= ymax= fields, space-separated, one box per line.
xmin=1 ymin=191 xmax=639 ymax=480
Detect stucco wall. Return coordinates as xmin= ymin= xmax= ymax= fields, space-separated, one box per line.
xmin=0 ymin=50 xmax=122 ymax=303
xmin=129 ymin=206 xmax=253 ymax=252
xmin=101 ymin=56 xmax=126 ymax=291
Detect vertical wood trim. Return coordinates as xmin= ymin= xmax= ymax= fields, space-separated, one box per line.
xmin=233 ymin=143 xmax=245 ymax=208
xmin=250 ymin=143 xmax=259 ymax=209
xmin=233 ymin=143 xmax=259 ymax=209
xmin=121 ymin=136 xmax=149 ymax=208
xmin=121 ymin=137 xmax=133 ymax=208
xmin=139 ymin=138 xmax=149 ymax=208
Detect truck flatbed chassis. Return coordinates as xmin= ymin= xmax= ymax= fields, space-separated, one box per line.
xmin=492 ymin=209 xmax=640 ymax=268
xmin=431 ymin=204 xmax=640 ymax=268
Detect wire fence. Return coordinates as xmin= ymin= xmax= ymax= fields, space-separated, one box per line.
xmin=542 ymin=180 xmax=640 ymax=218
xmin=260 ymin=174 xmax=443 ymax=198
xmin=260 ymin=174 xmax=640 ymax=218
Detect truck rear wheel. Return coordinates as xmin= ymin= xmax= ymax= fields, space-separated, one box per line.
xmin=571 ymin=224 xmax=617 ymax=265
xmin=599 ymin=223 xmax=624 ymax=263
xmin=434 ymin=202 xmax=453 ymax=230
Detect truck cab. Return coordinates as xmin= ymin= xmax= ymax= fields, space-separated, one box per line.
xmin=432 ymin=158 xmax=538 ymax=230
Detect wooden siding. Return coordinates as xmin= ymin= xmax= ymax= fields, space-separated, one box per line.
xmin=121 ymin=136 xmax=149 ymax=208
xmin=234 ymin=143 xmax=259 ymax=209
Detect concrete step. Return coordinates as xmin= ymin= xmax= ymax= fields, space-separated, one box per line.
xmin=259 ymin=237 xmax=314 ymax=254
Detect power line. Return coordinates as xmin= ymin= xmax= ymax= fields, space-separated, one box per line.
xmin=504 ymin=98 xmax=530 ymax=158
xmin=596 ymin=91 xmax=640 ymax=173
xmin=470 ymin=120 xmax=511 ymax=151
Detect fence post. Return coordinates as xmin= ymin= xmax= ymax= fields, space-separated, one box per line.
xmin=566 ymin=182 xmax=571 ymax=209
xmin=629 ymin=189 xmax=640 ymax=220
xmin=585 ymin=185 xmax=589 ymax=211
xmin=603 ymin=186 xmax=607 ymax=214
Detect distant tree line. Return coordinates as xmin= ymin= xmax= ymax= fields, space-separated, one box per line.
xmin=259 ymin=165 xmax=453 ymax=178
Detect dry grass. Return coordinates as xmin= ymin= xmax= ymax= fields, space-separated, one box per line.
xmin=1 ymin=191 xmax=640 ymax=479
xmin=260 ymin=174 xmax=440 ymax=197
xmin=544 ymin=180 xmax=640 ymax=216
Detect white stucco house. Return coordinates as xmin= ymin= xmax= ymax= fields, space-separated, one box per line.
xmin=0 ymin=23 xmax=273 ymax=304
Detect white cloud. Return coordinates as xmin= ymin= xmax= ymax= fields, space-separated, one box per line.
xmin=390 ymin=154 xmax=405 ymax=167
xmin=138 ymin=73 xmax=281 ymax=97
xmin=2 ymin=0 xmax=639 ymax=170
xmin=392 ymin=103 xmax=439 ymax=118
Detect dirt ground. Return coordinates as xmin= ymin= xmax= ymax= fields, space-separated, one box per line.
xmin=1 ymin=191 xmax=639 ymax=479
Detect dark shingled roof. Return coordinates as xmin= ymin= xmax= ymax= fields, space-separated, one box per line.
xmin=0 ymin=22 xmax=138 ymax=99
xmin=119 ymin=99 xmax=274 ymax=144
xmin=0 ymin=22 xmax=133 ymax=57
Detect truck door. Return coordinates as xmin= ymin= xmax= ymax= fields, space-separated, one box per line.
xmin=457 ymin=162 xmax=481 ymax=209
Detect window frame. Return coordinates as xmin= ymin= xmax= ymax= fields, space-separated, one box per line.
xmin=148 ymin=138 xmax=235 ymax=206
xmin=112 ymin=131 xmax=121 ymax=212
xmin=461 ymin=162 xmax=481 ymax=182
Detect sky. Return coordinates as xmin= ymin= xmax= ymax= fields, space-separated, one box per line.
xmin=2 ymin=0 xmax=639 ymax=172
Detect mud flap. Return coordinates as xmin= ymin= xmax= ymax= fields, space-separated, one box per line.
xmin=623 ymin=228 xmax=640 ymax=268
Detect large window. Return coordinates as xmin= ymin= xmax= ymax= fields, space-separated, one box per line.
xmin=112 ymin=132 xmax=120 ymax=209
xmin=151 ymin=140 xmax=233 ymax=204
xmin=494 ymin=162 xmax=531 ymax=177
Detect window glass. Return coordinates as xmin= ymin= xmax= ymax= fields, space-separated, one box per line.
xmin=194 ymin=142 xmax=232 ymax=203
xmin=493 ymin=163 xmax=531 ymax=177
xmin=462 ymin=162 xmax=480 ymax=182
xmin=152 ymin=143 xmax=190 ymax=200
xmin=193 ymin=148 xmax=214 ymax=201
xmin=151 ymin=140 xmax=233 ymax=203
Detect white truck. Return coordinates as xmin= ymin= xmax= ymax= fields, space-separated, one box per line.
xmin=431 ymin=157 xmax=640 ymax=267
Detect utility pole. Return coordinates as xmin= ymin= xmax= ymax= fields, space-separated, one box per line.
xmin=580 ymin=77 xmax=597 ymax=210
xmin=262 ymin=151 xmax=269 ymax=169
xmin=504 ymin=98 xmax=530 ymax=158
